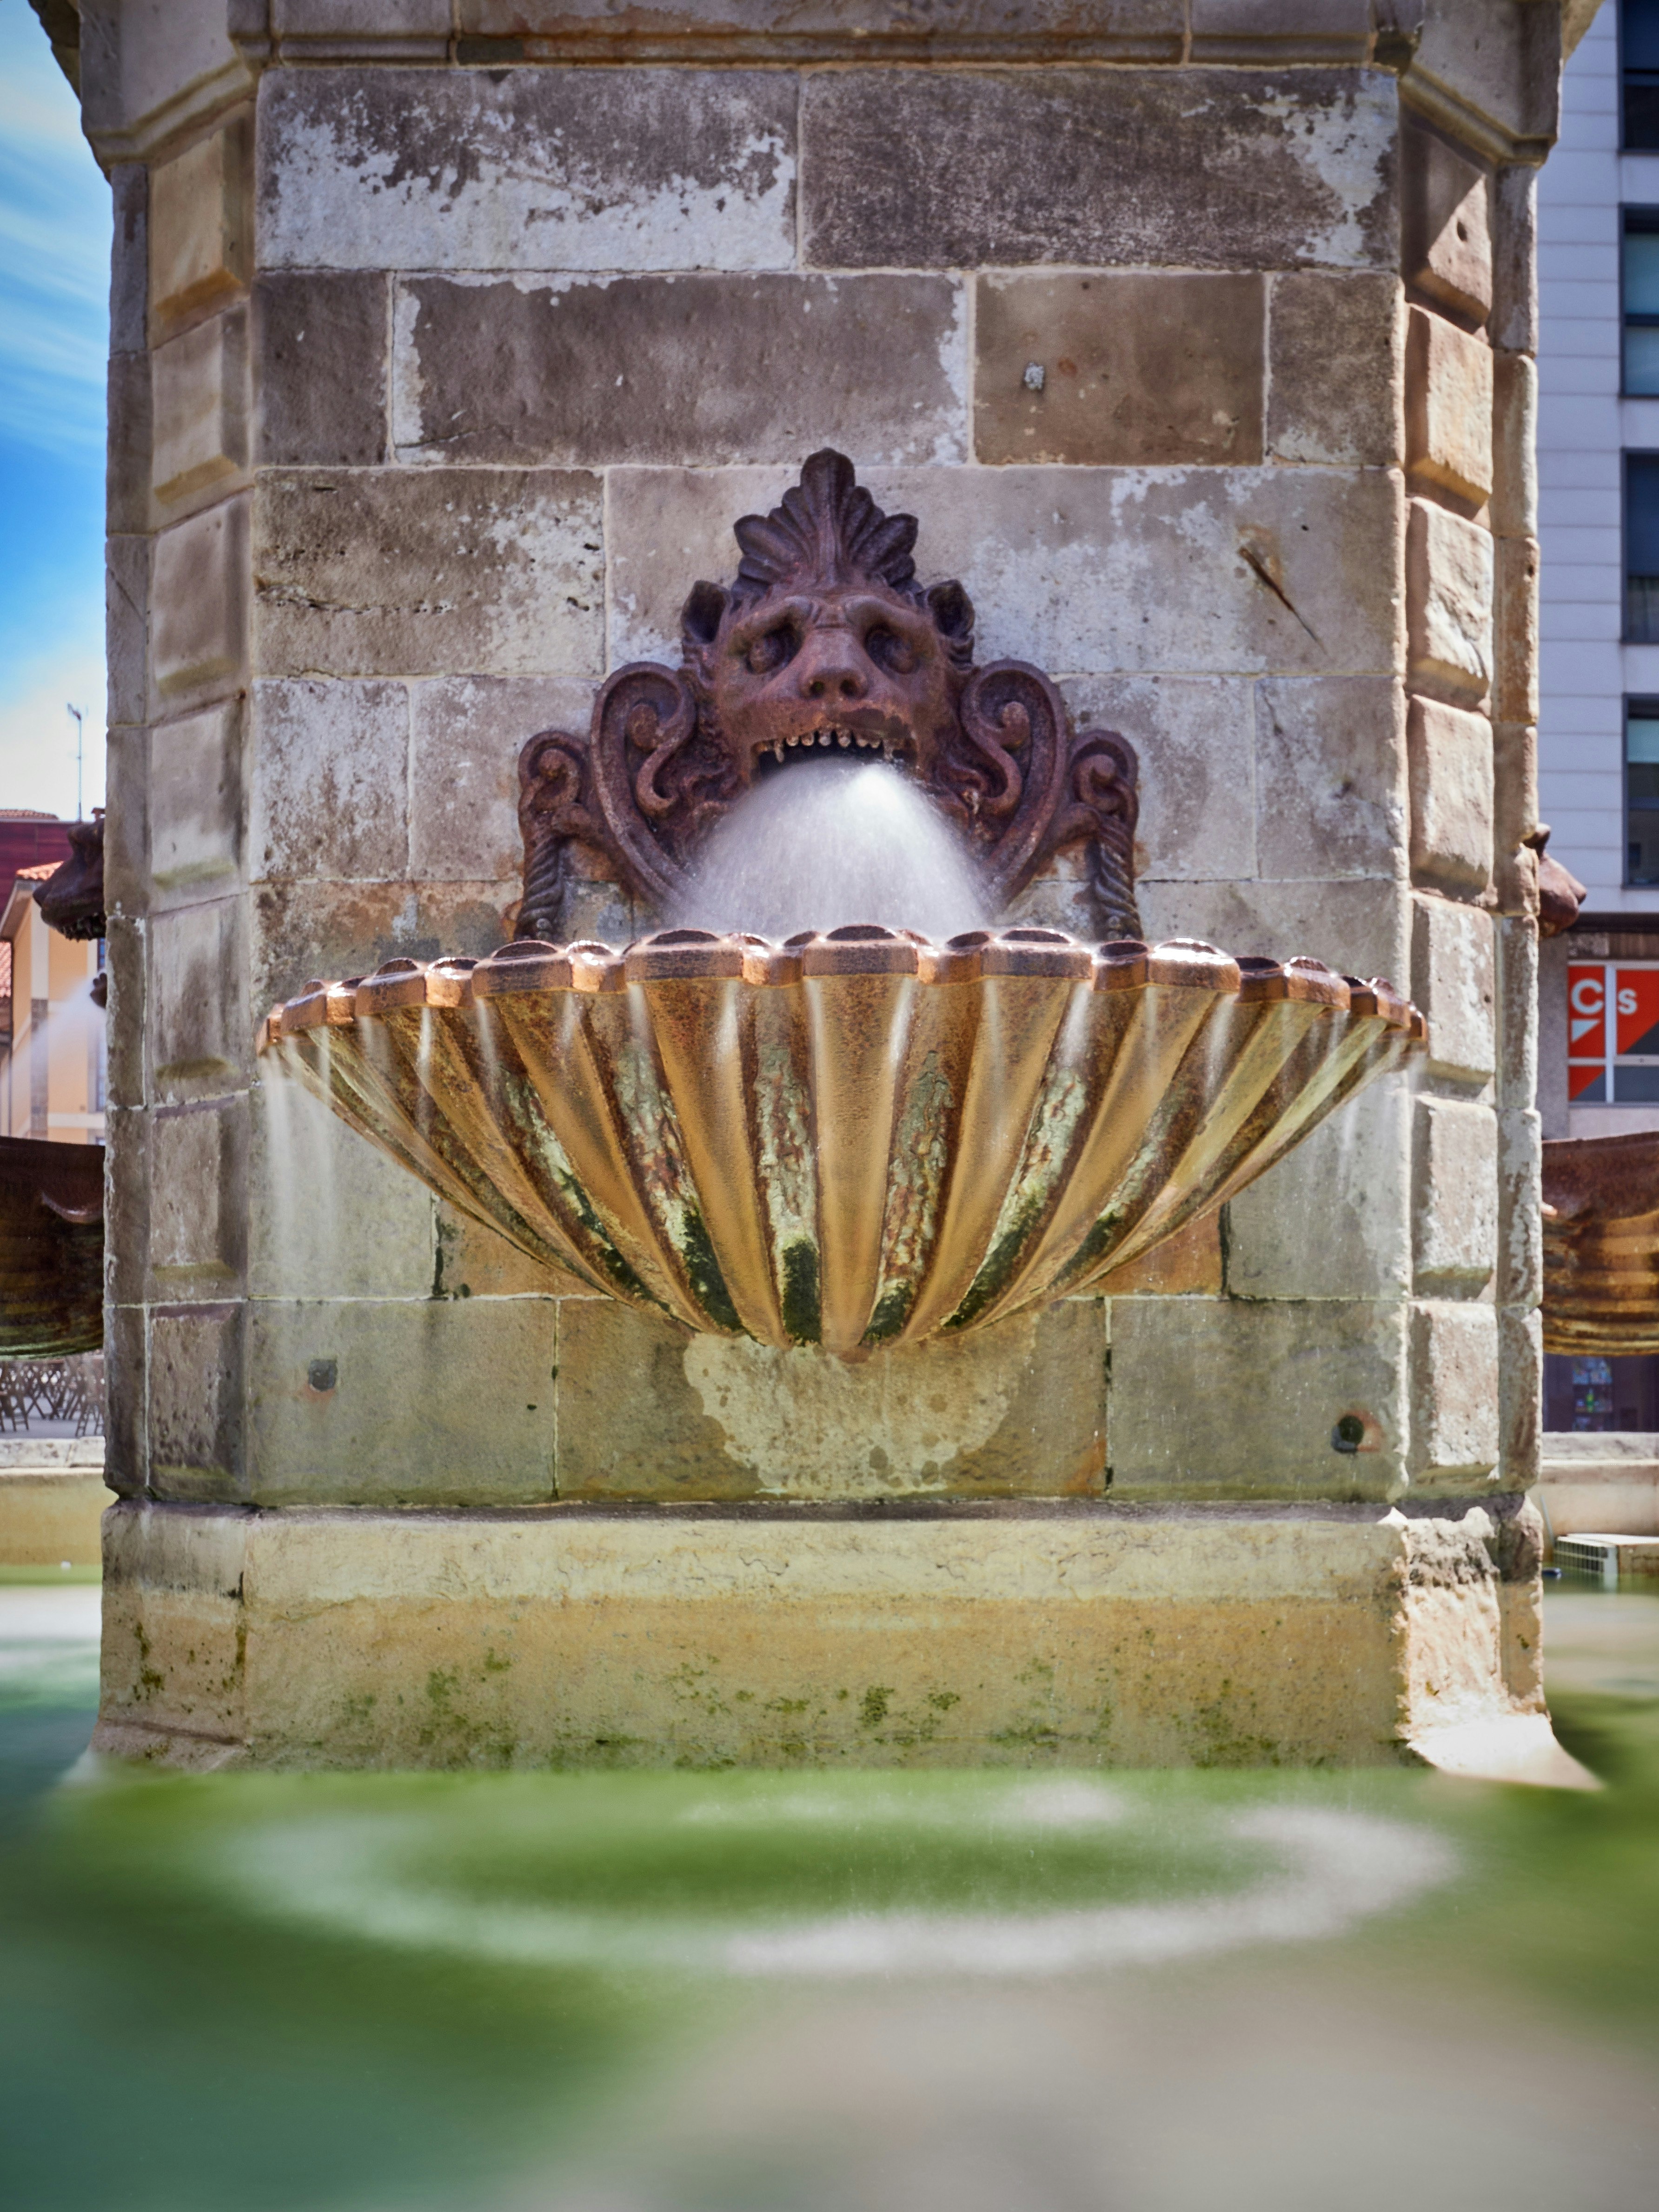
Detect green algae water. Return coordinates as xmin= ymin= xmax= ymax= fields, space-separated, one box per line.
xmin=3 ymin=1581 xmax=1658 ymax=2212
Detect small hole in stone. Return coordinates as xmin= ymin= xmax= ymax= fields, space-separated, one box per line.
xmin=1331 ymin=1413 xmax=1366 ymax=1453
xmin=308 ymin=1359 xmax=338 ymax=1394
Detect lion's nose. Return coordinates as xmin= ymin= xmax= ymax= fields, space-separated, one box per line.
xmin=794 ymin=632 xmax=869 ymax=704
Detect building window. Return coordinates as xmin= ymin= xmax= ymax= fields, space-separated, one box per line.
xmin=1631 ymin=701 xmax=1659 ymax=883
xmin=1544 ymin=1352 xmax=1659 ymax=1431
xmin=1568 ymin=958 xmax=1659 ymax=1100
xmin=1627 ymin=0 xmax=1659 ymax=148
xmin=1626 ymin=455 xmax=1659 ymax=639
xmin=1627 ymin=212 xmax=1659 ymax=391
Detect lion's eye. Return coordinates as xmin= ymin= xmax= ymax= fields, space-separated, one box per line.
xmin=746 ymin=626 xmax=796 ymax=676
xmin=865 ymin=626 xmax=915 ymax=676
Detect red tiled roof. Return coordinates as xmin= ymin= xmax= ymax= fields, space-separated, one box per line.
xmin=0 ymin=810 xmax=58 ymax=821
xmin=15 ymin=862 xmax=59 ymax=881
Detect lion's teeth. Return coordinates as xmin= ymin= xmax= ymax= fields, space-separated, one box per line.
xmin=837 ymin=730 xmax=851 ymax=748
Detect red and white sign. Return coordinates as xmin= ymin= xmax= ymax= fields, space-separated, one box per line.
xmin=1566 ymin=962 xmax=1659 ymax=1101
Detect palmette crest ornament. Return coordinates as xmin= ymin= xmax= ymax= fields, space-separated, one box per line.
xmin=264 ymin=930 xmax=1424 ymax=1361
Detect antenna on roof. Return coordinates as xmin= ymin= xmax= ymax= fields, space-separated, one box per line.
xmin=66 ymin=705 xmax=84 ymax=822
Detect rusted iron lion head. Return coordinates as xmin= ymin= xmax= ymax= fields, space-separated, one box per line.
xmin=515 ymin=451 xmax=1140 ymax=941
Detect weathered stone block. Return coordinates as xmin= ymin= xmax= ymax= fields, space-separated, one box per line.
xmin=1254 ymin=676 xmax=1406 ymax=883
xmin=409 ymin=675 xmax=595 ymax=884
xmin=148 ymin=896 xmax=249 ymax=1103
xmin=106 ymin=534 xmax=149 ymax=730
xmin=1492 ymin=721 xmax=1540 ymax=917
xmin=1224 ymin=1073 xmax=1411 ymax=1299
xmin=454 ymin=0 xmax=1188 ymax=62
xmin=258 ymin=67 xmax=796 ymax=272
xmin=150 ymin=494 xmax=249 ymax=713
xmin=974 ymin=273 xmax=1263 ymax=466
xmin=254 ymin=470 xmax=603 ymax=680
xmin=1495 ymin=909 xmax=1539 ymax=1110
xmin=150 ymin=700 xmax=243 ymax=905
xmin=253 ymin=272 xmax=387 ymax=467
xmin=1413 ymin=1094 xmax=1497 ymax=1291
xmin=102 ymin=1101 xmax=149 ymax=1310
xmin=251 ymin=1078 xmax=436 ymax=1301
xmin=103 ymin=915 xmax=146 ymax=1112
xmin=1109 ymin=1297 xmax=1407 ymax=1500
xmin=1490 ymin=161 xmax=1538 ymax=356
xmin=107 ymin=347 xmax=153 ymax=536
xmin=270 ymin=0 xmax=450 ymax=52
xmin=1499 ymin=1305 xmax=1541 ymax=1490
xmin=1496 ymin=1104 xmax=1542 ymax=1310
xmin=246 ymin=1296 xmax=557 ymax=1504
xmin=393 ymin=274 xmax=965 ymax=468
xmin=1408 ymin=695 xmax=1493 ymax=894
xmin=249 ymin=679 xmax=409 ymax=883
xmin=1412 ymin=894 xmax=1496 ymax=1084
xmin=1493 ymin=534 xmax=1540 ymax=724
xmin=1057 ymin=676 xmax=1254 ymax=883
xmin=608 ymin=464 xmax=1401 ymax=678
xmin=149 ymin=115 xmax=251 ymax=344
xmin=151 ymin=307 xmax=249 ymax=513
xmin=1409 ymin=1300 xmax=1499 ymax=1483
xmin=1409 ymin=2 xmax=1559 ymax=154
xmin=1402 ymin=121 xmax=1491 ymax=326
xmin=252 ymin=878 xmax=520 ymax=1015
xmin=1188 ymin=0 xmax=1372 ymax=60
xmin=1491 ymin=349 xmax=1537 ymax=537
xmin=109 ymin=161 xmax=147 ymax=356
xmin=1096 ymin=1212 xmax=1221 ymax=1297
xmin=1137 ymin=877 xmax=1409 ymax=993
xmin=101 ymin=728 xmax=146 ymax=922
xmin=1406 ymin=498 xmax=1493 ymax=704
xmin=102 ymin=1300 xmax=147 ymax=1497
xmin=150 ymin=1097 xmax=249 ymax=1290
xmin=1406 ymin=306 xmax=1493 ymax=507
xmin=556 ymin=1299 xmax=1107 ymax=1500
xmin=1265 ymin=271 xmax=1402 ymax=467
xmin=801 ymin=69 xmax=1397 ymax=271
xmin=149 ymin=1302 xmax=246 ymax=1499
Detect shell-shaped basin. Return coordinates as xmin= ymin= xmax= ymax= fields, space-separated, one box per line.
xmin=262 ymin=926 xmax=1424 ymax=1358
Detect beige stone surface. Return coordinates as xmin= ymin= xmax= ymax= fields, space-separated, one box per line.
xmin=1402 ymin=122 xmax=1492 ymax=325
xmin=1495 ymin=911 xmax=1539 ymax=1110
xmin=246 ymin=1295 xmax=558 ymax=1504
xmin=1412 ymin=1094 xmax=1497 ymax=1292
xmin=1405 ymin=306 xmax=1493 ymax=506
xmin=148 ymin=700 xmax=243 ymax=905
xmin=250 ymin=876 xmax=521 ymax=1014
xmin=1189 ymin=0 xmax=1373 ymax=62
xmin=1493 ymin=533 xmax=1541 ymax=723
xmin=1406 ymin=498 xmax=1493 ymax=704
xmin=249 ymin=678 xmax=409 ymax=882
xmin=1491 ymin=348 xmax=1538 ymax=536
xmin=1490 ymin=159 xmax=1539 ymax=356
xmin=609 ymin=464 xmax=1402 ymax=677
xmin=151 ymin=309 xmax=250 ymax=514
xmin=1411 ymin=894 xmax=1496 ymax=1083
xmin=1096 ymin=1213 xmax=1221 ymax=1297
xmin=0 ymin=1473 xmax=107 ymax=1569
xmin=1408 ymin=0 xmax=1560 ymax=154
xmin=974 ymin=272 xmax=1264 ymax=466
xmin=1498 ymin=1304 xmax=1541 ymax=1490
xmin=1108 ymin=1297 xmax=1407 ymax=1500
xmin=147 ymin=894 xmax=249 ymax=1102
xmin=106 ymin=348 xmax=153 ymax=537
xmin=105 ymin=535 xmax=150 ymax=730
xmin=1265 ymin=270 xmax=1402 ymax=467
xmin=453 ymin=0 xmax=1188 ymax=60
xmin=556 ymin=1300 xmax=1107 ymax=1502
xmin=1253 ymin=675 xmax=1406 ymax=883
xmin=1492 ymin=721 xmax=1541 ymax=916
xmin=150 ymin=1097 xmax=248 ymax=1291
xmin=1496 ymin=1101 xmax=1542 ymax=1310
xmin=802 ymin=68 xmax=1398 ymax=271
xmin=149 ymin=1302 xmax=246 ymax=1497
xmin=1222 ymin=1074 xmax=1411 ymax=1300
xmin=149 ymin=117 xmax=251 ymax=344
xmin=393 ymin=273 xmax=966 ymax=469
xmin=409 ymin=675 xmax=596 ymax=885
xmin=250 ymin=1077 xmax=437 ymax=1302
xmin=1136 ymin=876 xmax=1408 ymax=989
xmin=95 ymin=1497 xmax=1551 ymax=1771
xmin=1407 ymin=695 xmax=1493 ymax=893
xmin=1056 ymin=676 xmax=1254 ymax=883
xmin=253 ymin=272 xmax=388 ymax=467
xmin=150 ymin=495 xmax=249 ymax=713
xmin=258 ymin=67 xmax=797 ymax=272
xmin=1408 ymin=1300 xmax=1499 ymax=1482
xmin=254 ymin=469 xmax=604 ymax=680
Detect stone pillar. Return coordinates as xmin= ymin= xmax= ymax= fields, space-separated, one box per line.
xmin=71 ymin=0 xmax=1583 ymax=1781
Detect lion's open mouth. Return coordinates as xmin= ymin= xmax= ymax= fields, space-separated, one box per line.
xmin=754 ymin=725 xmax=915 ymax=770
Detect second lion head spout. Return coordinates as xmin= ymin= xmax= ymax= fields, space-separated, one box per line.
xmin=677 ymin=449 xmax=974 ymax=785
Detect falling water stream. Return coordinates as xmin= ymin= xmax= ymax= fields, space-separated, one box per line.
xmin=673 ymin=758 xmax=990 ymax=940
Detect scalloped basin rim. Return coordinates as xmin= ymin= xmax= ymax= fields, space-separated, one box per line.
xmin=262 ymin=929 xmax=1426 ymax=1358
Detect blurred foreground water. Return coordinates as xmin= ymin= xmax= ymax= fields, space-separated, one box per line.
xmin=2 ymin=1574 xmax=1657 ymax=2212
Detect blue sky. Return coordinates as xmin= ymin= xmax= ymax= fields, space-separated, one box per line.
xmin=0 ymin=0 xmax=110 ymax=820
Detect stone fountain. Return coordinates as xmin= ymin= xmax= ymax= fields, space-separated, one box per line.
xmin=78 ymin=1 xmax=1577 ymax=1782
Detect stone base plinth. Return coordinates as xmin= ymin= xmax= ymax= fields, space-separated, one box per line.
xmin=0 ymin=1447 xmax=110 ymax=1569
xmin=93 ymin=1499 xmax=1587 ymax=1785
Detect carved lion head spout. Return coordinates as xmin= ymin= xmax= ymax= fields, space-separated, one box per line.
xmin=514 ymin=450 xmax=1142 ymax=945
xmin=679 ymin=449 xmax=974 ymax=786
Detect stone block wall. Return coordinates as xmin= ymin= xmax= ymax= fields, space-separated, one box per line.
xmin=86 ymin=2 xmax=1560 ymax=1517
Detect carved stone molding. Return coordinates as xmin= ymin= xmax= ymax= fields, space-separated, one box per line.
xmin=516 ymin=450 xmax=1141 ymax=943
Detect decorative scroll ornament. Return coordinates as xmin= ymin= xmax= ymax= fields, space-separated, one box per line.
xmin=515 ymin=451 xmax=1141 ymax=940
